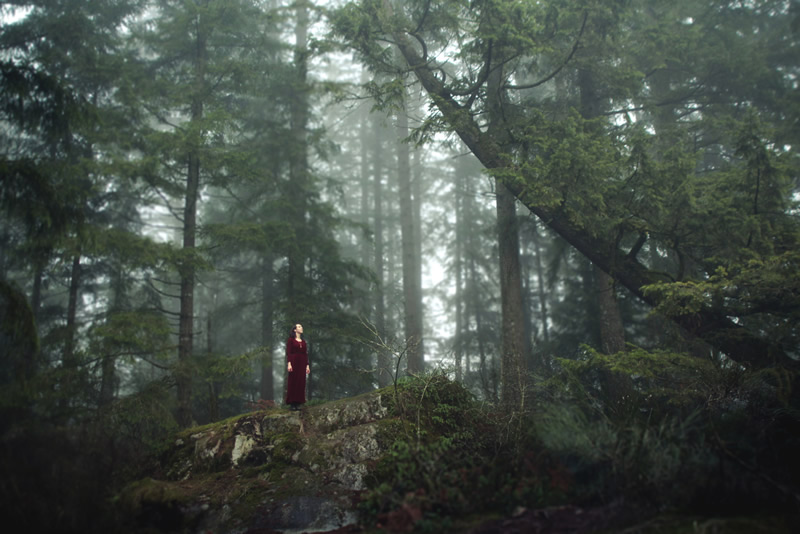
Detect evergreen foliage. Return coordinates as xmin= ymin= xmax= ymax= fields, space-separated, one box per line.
xmin=0 ymin=0 xmax=798 ymax=531
xmin=331 ymin=0 xmax=800 ymax=371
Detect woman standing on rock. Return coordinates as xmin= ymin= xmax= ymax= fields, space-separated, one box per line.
xmin=286 ymin=323 xmax=310 ymax=411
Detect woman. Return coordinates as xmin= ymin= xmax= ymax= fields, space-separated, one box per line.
xmin=285 ymin=323 xmax=310 ymax=411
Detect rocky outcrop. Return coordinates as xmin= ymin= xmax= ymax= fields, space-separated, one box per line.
xmin=120 ymin=389 xmax=397 ymax=533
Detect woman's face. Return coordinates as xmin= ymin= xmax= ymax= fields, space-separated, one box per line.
xmin=295 ymin=324 xmax=304 ymax=335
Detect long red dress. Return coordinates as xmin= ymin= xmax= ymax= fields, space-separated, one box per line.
xmin=285 ymin=336 xmax=308 ymax=405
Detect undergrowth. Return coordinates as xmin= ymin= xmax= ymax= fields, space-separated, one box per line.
xmin=361 ymin=353 xmax=800 ymax=532
xmin=360 ymin=371 xmax=569 ymax=532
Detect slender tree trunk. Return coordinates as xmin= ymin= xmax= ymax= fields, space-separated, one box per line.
xmin=578 ymin=63 xmax=627 ymax=355
xmin=595 ymin=268 xmax=626 ymax=354
xmin=177 ymin=147 xmax=200 ymax=428
xmin=176 ymin=27 xmax=206 ymax=426
xmin=99 ymin=352 xmax=116 ymax=407
xmin=453 ymin=165 xmax=464 ymax=382
xmin=99 ymin=268 xmax=125 ymax=408
xmin=31 ymin=262 xmax=43 ymax=321
xmin=63 ymin=254 xmax=81 ymax=367
xmin=359 ymin=69 xmax=372 ymax=270
xmin=487 ymin=44 xmax=528 ymax=411
xmin=287 ymin=0 xmax=309 ymax=322
xmin=463 ymin=174 xmax=481 ymax=379
xmin=372 ymin=114 xmax=390 ymax=387
xmin=207 ymin=315 xmax=219 ymax=421
xmin=60 ymin=253 xmax=81 ymax=411
xmin=469 ymin=253 xmax=489 ymax=396
xmin=531 ymin=221 xmax=550 ymax=345
xmin=578 ymin=64 xmax=632 ymax=413
xmin=412 ymin=141 xmax=423 ymax=315
xmin=520 ymin=237 xmax=535 ymax=370
xmin=396 ymin=99 xmax=424 ymax=374
xmin=495 ymin=185 xmax=528 ymax=409
xmin=260 ymin=255 xmax=275 ymax=401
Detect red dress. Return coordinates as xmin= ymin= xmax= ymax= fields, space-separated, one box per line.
xmin=285 ymin=337 xmax=308 ymax=405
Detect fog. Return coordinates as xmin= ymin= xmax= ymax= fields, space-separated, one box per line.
xmin=1 ymin=1 xmax=798 ymax=532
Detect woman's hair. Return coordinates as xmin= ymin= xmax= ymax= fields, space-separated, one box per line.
xmin=289 ymin=324 xmax=304 ymax=340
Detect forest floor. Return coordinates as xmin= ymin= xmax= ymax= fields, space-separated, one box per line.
xmin=116 ymin=377 xmax=800 ymax=534
xmin=313 ymin=500 xmax=797 ymax=534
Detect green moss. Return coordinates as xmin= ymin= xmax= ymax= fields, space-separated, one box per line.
xmin=271 ymin=432 xmax=305 ymax=463
xmin=173 ymin=411 xmax=251 ymax=441
xmin=119 ymin=477 xmax=190 ymax=515
xmin=374 ymin=417 xmax=413 ymax=448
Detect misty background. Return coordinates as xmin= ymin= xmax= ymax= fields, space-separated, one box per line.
xmin=1 ymin=0 xmax=798 ymax=532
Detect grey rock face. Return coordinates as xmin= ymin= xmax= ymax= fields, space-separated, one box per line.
xmin=136 ymin=390 xmax=394 ymax=533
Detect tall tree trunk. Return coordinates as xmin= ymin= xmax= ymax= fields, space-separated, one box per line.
xmin=578 ymin=63 xmax=632 ymax=414
xmin=287 ymin=0 xmax=310 ymax=321
xmin=176 ymin=25 xmax=206 ymax=426
xmin=578 ymin=64 xmax=627 ymax=355
xmin=373 ymin=114 xmax=390 ymax=387
xmin=595 ymin=269 xmax=626 ymax=354
xmin=487 ymin=43 xmax=528 ymax=411
xmin=520 ymin=237 xmax=536 ymax=371
xmin=31 ymin=262 xmax=43 ymax=322
xmin=469 ymin=254 xmax=487 ymax=391
xmin=63 ymin=254 xmax=81 ymax=367
xmin=260 ymin=255 xmax=275 ymax=401
xmin=495 ymin=185 xmax=528 ymax=409
xmin=99 ymin=350 xmax=116 ymax=407
xmin=412 ymin=141 xmax=423 ymax=318
xmin=207 ymin=314 xmax=219 ymax=421
xmin=60 ymin=253 xmax=81 ymax=411
xmin=463 ymin=174 xmax=482 ymax=380
xmin=453 ymin=162 xmax=465 ymax=382
xmin=531 ymin=221 xmax=550 ymax=346
xmin=177 ymin=146 xmax=200 ymax=428
xmin=100 ymin=267 xmax=125 ymax=408
xmin=359 ymin=69 xmax=372 ymax=270
xmin=396 ymin=99 xmax=424 ymax=374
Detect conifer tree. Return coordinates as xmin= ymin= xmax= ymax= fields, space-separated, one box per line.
xmin=331 ymin=0 xmax=800 ymax=372
xmin=129 ymin=0 xmax=276 ymax=426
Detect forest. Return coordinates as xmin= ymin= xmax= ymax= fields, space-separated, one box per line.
xmin=1 ymin=0 xmax=798 ymax=532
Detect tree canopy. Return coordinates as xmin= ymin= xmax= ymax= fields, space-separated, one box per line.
xmin=331 ymin=0 xmax=800 ymax=371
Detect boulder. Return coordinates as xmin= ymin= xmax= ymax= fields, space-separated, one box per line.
xmin=120 ymin=389 xmax=395 ymax=533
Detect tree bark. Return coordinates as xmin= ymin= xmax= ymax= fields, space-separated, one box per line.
xmin=396 ymin=97 xmax=424 ymax=374
xmin=60 ymin=253 xmax=81 ymax=411
xmin=31 ymin=262 xmax=43 ymax=322
xmin=176 ymin=25 xmax=206 ymax=427
xmin=287 ymin=0 xmax=310 ymax=322
xmin=372 ymin=113 xmax=390 ymax=387
xmin=595 ymin=268 xmax=626 ymax=354
xmin=487 ymin=36 xmax=529 ymax=411
xmin=99 ymin=351 xmax=116 ymax=407
xmin=359 ymin=70 xmax=372 ymax=270
xmin=207 ymin=314 xmax=219 ymax=422
xmin=453 ymin=161 xmax=465 ymax=382
xmin=177 ymin=144 xmax=200 ymax=428
xmin=530 ymin=221 xmax=551 ymax=346
xmin=63 ymin=254 xmax=81 ymax=369
xmin=260 ymin=255 xmax=275 ymax=401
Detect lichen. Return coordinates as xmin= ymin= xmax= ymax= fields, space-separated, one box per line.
xmin=120 ymin=386 xmax=451 ymax=533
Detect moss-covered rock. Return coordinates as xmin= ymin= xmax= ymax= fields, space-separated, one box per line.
xmin=119 ymin=388 xmax=397 ymax=533
xmin=116 ymin=377 xmax=504 ymax=533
